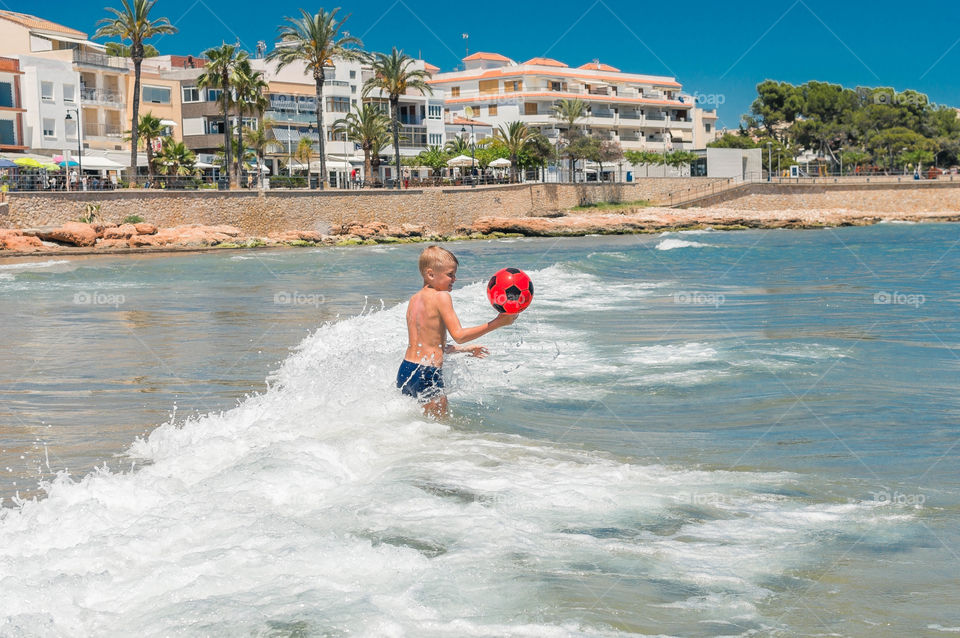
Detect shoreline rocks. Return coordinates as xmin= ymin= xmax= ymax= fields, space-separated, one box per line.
xmin=2 ymin=207 xmax=960 ymax=257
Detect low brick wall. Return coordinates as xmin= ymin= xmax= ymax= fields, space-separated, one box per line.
xmin=687 ymin=180 xmax=960 ymax=211
xmin=0 ymin=179 xmax=726 ymax=235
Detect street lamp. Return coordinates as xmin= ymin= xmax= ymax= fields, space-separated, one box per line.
xmin=287 ymin=118 xmax=293 ymax=177
xmin=766 ymin=141 xmax=772 ymax=182
xmin=460 ymin=124 xmax=476 ymax=187
xmin=65 ymin=109 xmax=82 ymax=190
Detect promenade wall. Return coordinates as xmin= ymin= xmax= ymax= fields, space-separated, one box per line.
xmin=1 ymin=179 xmax=722 ymax=235
xmin=686 ymin=180 xmax=960 ymax=211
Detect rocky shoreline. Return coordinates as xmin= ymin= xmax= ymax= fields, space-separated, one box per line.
xmin=2 ymin=206 xmax=959 ymax=257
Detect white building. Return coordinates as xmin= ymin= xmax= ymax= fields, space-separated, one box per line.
xmin=0 ymin=10 xmax=131 ymax=156
xmin=15 ymin=54 xmax=81 ymax=153
xmin=427 ymin=52 xmax=719 ymax=179
xmin=253 ymin=53 xmax=445 ymax=185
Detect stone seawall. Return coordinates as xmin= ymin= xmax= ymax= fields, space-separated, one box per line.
xmin=0 ymin=179 xmax=725 ymax=235
xmin=686 ymin=180 xmax=960 ymax=211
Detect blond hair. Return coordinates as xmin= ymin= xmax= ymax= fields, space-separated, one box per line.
xmin=418 ymin=245 xmax=458 ymax=277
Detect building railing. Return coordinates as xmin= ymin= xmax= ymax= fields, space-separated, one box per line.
xmin=80 ymin=87 xmax=124 ymax=106
xmin=446 ymin=86 xmax=685 ymax=103
xmin=590 ymin=110 xmax=615 ymax=118
xmin=620 ymin=111 xmax=641 ymax=119
xmin=83 ymin=122 xmax=123 ymax=137
xmin=73 ymin=51 xmax=128 ymax=71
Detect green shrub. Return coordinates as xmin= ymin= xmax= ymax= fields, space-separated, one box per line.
xmin=270 ymin=176 xmax=308 ymax=189
xmin=122 ymin=215 xmax=144 ymax=224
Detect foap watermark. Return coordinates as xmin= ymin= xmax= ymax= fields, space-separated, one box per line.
xmin=874 ymin=291 xmax=925 ymax=308
xmin=73 ymin=291 xmax=125 ymax=307
xmin=274 ymin=291 xmax=325 ymax=308
xmin=873 ymin=92 xmax=928 ymax=107
xmin=674 ymin=291 xmax=725 ymax=308
xmin=691 ymin=92 xmax=726 ymax=107
xmin=870 ymin=487 xmax=926 ymax=508
xmin=676 ymin=492 xmax=734 ymax=507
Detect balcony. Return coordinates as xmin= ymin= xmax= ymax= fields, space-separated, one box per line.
xmin=590 ymin=110 xmax=615 ymax=118
xmin=619 ymin=133 xmax=642 ymax=141
xmin=620 ymin=111 xmax=641 ymax=119
xmin=73 ymin=51 xmax=128 ymax=71
xmin=83 ymin=121 xmax=123 ymax=138
xmin=183 ymin=133 xmax=228 ymax=150
xmin=81 ymin=88 xmax=124 ymax=107
xmin=645 ymin=112 xmax=667 ymax=121
xmin=265 ymin=110 xmax=317 ymax=124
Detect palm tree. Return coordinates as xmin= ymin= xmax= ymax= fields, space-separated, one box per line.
xmin=126 ymin=112 xmax=165 ymax=186
xmin=155 ymin=138 xmax=199 ymax=187
xmin=94 ymin=0 xmax=176 ymax=183
xmin=333 ymin=103 xmax=390 ymax=186
xmin=198 ymin=44 xmax=246 ymax=188
xmin=497 ymin=121 xmax=530 ymax=183
xmin=295 ymin=136 xmax=314 ymax=176
xmin=267 ymin=8 xmax=362 ymax=189
xmin=105 ymin=42 xmax=158 ymax=57
xmin=232 ymin=59 xmax=268 ymax=186
xmin=551 ymin=98 xmax=587 ymax=182
xmin=243 ymin=123 xmax=281 ymax=187
xmin=363 ymin=47 xmax=433 ymax=189
xmin=444 ymin=135 xmax=470 ymax=155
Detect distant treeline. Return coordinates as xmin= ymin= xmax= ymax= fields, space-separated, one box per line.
xmin=709 ymin=80 xmax=960 ymax=170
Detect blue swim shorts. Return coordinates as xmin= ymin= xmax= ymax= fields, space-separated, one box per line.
xmin=396 ymin=359 xmax=445 ymax=402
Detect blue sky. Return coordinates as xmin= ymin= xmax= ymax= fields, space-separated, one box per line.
xmin=9 ymin=0 xmax=960 ymax=130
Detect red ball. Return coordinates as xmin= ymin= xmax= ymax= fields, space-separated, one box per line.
xmin=486 ymin=267 xmax=534 ymax=314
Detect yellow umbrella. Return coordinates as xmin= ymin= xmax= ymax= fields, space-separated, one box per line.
xmin=14 ymin=158 xmax=44 ymax=168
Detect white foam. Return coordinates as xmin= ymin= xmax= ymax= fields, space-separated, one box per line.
xmin=0 ymin=259 xmax=70 ymax=272
xmin=0 ymin=263 xmax=914 ymax=635
xmin=656 ymin=239 xmax=712 ymax=251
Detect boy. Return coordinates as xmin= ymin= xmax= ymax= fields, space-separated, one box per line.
xmin=397 ymin=245 xmax=517 ymax=417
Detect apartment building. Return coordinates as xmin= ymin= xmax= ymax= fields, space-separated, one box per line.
xmin=0 ymin=57 xmax=27 ymax=152
xmin=428 ymin=53 xmax=718 ymax=154
xmin=0 ymin=10 xmax=131 ymax=155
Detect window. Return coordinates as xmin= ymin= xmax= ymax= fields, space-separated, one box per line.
xmin=450 ymin=86 xmax=460 ymax=97
xmin=206 ymin=88 xmax=222 ymax=102
xmin=65 ymin=119 xmax=78 ymax=140
xmin=0 ymin=82 xmax=13 ymax=108
xmin=524 ymin=102 xmax=538 ymax=115
xmin=182 ymin=86 xmax=200 ymax=102
xmin=549 ymin=81 xmax=562 ymax=92
xmin=326 ymin=96 xmax=350 ymax=113
xmin=428 ymin=104 xmax=442 ymax=119
xmin=505 ymin=80 xmax=522 ymax=92
xmin=41 ymin=81 xmax=54 ymax=101
xmin=428 ymin=133 xmax=442 ymax=145
xmin=705 ymin=123 xmax=712 ymax=133
xmin=142 ymin=85 xmax=171 ymax=104
xmin=488 ymin=104 xmax=498 ymax=116
xmin=63 ymin=84 xmax=75 ymax=103
xmin=43 ymin=118 xmax=55 ymax=137
xmin=0 ymin=119 xmax=15 ymax=145
xmin=350 ymin=85 xmax=356 ymax=94
xmin=208 ymin=119 xmax=225 ymax=135
xmin=478 ymin=80 xmax=498 ymax=95
xmin=349 ymin=70 xmax=356 ymax=79
xmin=327 ymin=130 xmax=347 ymax=141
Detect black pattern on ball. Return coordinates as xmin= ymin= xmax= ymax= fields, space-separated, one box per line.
xmin=506 ymin=267 xmax=521 ymax=274
xmin=487 ymin=276 xmax=497 ymax=290
xmin=504 ymin=285 xmax=522 ymax=301
xmin=493 ymin=303 xmax=506 ymax=313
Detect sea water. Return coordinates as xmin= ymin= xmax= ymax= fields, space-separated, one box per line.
xmin=0 ymin=225 xmax=958 ymax=637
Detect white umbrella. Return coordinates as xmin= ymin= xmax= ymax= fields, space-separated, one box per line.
xmin=489 ymin=157 xmax=512 ymax=168
xmin=446 ymin=154 xmax=474 ymax=167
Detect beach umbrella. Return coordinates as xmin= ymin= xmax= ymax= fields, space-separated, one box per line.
xmin=0 ymin=158 xmax=17 ymax=168
xmin=446 ymin=154 xmax=475 ymax=167
xmin=14 ymin=158 xmax=44 ymax=168
xmin=489 ymin=157 xmax=512 ymax=168
xmin=58 ymin=160 xmax=79 ymax=167
xmin=43 ymin=163 xmax=62 ymax=172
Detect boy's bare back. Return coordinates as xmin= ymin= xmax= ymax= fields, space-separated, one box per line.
xmin=404 ymin=286 xmax=449 ymax=366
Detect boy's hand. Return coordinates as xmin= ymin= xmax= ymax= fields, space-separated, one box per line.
xmin=463 ymin=345 xmax=490 ymax=358
xmin=491 ymin=312 xmax=519 ymax=328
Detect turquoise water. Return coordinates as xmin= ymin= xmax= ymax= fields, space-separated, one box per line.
xmin=0 ymin=225 xmax=958 ymax=636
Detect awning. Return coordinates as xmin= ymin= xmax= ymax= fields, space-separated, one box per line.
xmin=160 ymin=119 xmax=177 ymax=127
xmin=310 ymin=159 xmax=352 ymax=172
xmin=79 ymin=156 xmax=125 ymax=170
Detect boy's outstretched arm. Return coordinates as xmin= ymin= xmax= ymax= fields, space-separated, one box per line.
xmin=437 ymin=291 xmax=517 ymax=344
